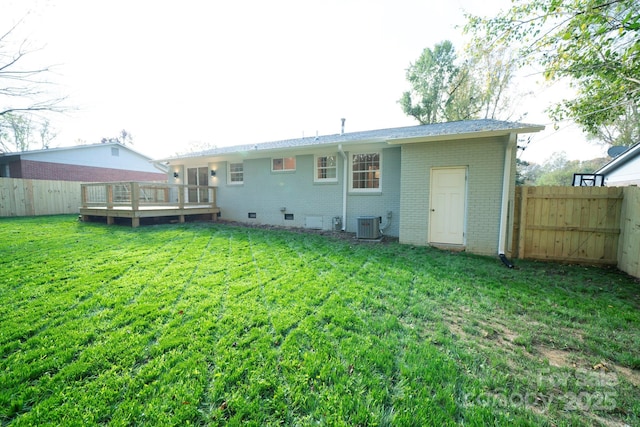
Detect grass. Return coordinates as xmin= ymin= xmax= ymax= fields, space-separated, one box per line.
xmin=1 ymin=215 xmax=639 ymax=426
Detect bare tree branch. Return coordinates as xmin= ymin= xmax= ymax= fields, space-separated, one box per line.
xmin=0 ymin=19 xmax=70 ymax=151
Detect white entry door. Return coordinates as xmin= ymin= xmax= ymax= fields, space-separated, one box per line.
xmin=429 ymin=167 xmax=467 ymax=245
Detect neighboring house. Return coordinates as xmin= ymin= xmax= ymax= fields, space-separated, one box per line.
xmin=0 ymin=142 xmax=167 ymax=182
xmin=594 ymin=142 xmax=640 ymax=186
xmin=160 ymin=119 xmax=544 ymax=256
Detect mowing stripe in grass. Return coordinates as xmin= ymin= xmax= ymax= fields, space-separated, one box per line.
xmin=1 ymin=217 xmax=638 ymax=426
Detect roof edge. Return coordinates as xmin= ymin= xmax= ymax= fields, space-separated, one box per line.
xmin=386 ymin=125 xmax=545 ymax=145
xmin=595 ymin=142 xmax=640 ymax=175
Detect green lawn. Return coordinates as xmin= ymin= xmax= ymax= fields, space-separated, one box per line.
xmin=1 ymin=215 xmax=638 ymax=426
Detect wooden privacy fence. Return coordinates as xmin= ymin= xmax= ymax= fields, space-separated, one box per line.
xmin=512 ymin=186 xmax=628 ymax=266
xmin=0 ymin=178 xmax=82 ymax=217
xmin=618 ymin=186 xmax=640 ymax=278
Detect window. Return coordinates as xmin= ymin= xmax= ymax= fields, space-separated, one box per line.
xmin=111 ymin=147 xmax=119 ymax=157
xmin=228 ymin=162 xmax=244 ymax=184
xmin=272 ymin=156 xmax=296 ymax=171
xmin=314 ymin=155 xmax=337 ymax=182
xmin=187 ymin=167 xmax=209 ymax=203
xmin=351 ymin=153 xmax=381 ymax=191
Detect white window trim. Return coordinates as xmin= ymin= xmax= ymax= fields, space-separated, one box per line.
xmin=271 ymin=156 xmax=296 ymax=172
xmin=349 ymin=151 xmax=382 ymax=193
xmin=313 ymin=154 xmax=338 ymax=183
xmin=227 ymin=161 xmax=244 ymax=185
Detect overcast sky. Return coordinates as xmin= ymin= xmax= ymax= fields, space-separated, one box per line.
xmin=2 ymin=0 xmax=607 ymax=163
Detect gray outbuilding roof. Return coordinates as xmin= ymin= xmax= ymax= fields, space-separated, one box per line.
xmin=164 ymin=119 xmax=544 ymax=161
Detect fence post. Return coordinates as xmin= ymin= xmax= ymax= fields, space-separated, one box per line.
xmin=517 ymin=186 xmax=528 ymax=259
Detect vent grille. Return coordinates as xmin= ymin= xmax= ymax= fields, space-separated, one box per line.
xmin=357 ymin=216 xmax=380 ymax=239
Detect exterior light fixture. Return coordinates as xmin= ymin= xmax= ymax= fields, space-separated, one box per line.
xmin=173 ymin=172 xmax=179 ymax=178
xmin=210 ymin=170 xmax=216 ymax=177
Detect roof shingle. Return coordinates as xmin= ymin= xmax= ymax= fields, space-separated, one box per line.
xmin=166 ymin=119 xmax=544 ymax=160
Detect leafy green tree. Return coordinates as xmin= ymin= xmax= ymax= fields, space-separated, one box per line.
xmin=524 ymin=152 xmax=609 ymax=186
xmin=465 ymin=0 xmax=640 ymax=145
xmin=586 ymin=103 xmax=640 ymax=146
xmin=1 ymin=113 xmax=32 ymax=152
xmin=516 ymin=158 xmax=542 ymax=185
xmin=464 ymin=42 xmax=520 ymax=120
xmin=400 ymin=40 xmax=520 ymax=124
xmin=37 ymin=118 xmax=56 ymax=149
xmin=399 ymin=41 xmax=463 ymax=124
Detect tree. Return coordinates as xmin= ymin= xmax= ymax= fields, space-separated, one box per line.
xmin=516 ymin=158 xmax=542 ymax=185
xmin=465 ymin=0 xmax=640 ymax=145
xmin=101 ymin=129 xmax=133 ymax=145
xmin=37 ymin=118 xmax=56 ymax=150
xmin=399 ymin=41 xmax=463 ymax=124
xmin=1 ymin=113 xmax=32 ymax=152
xmin=586 ymin=102 xmax=640 ymax=146
xmin=464 ymin=42 xmax=522 ymax=120
xmin=175 ymin=140 xmax=217 ymax=156
xmin=521 ymin=152 xmax=609 ymax=186
xmin=399 ymin=40 xmax=521 ymax=124
xmin=0 ymin=20 xmax=67 ymax=152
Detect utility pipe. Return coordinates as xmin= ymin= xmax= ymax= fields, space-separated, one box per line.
xmin=498 ymin=133 xmax=517 ymax=267
xmin=338 ymin=144 xmax=348 ymax=231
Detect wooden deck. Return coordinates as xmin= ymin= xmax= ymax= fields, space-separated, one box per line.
xmin=79 ymin=182 xmax=220 ymax=227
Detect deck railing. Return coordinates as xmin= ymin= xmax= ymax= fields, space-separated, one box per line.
xmin=81 ymin=182 xmax=217 ymax=210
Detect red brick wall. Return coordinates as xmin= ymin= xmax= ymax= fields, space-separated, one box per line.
xmin=18 ymin=160 xmax=166 ymax=182
xmin=9 ymin=161 xmax=22 ymax=178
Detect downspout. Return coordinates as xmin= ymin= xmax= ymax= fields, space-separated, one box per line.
xmin=498 ymin=133 xmax=517 ymax=268
xmin=338 ymin=144 xmax=348 ymax=231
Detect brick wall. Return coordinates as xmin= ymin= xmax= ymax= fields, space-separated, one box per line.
xmin=213 ymin=155 xmax=345 ymax=231
xmin=207 ymin=147 xmax=402 ymax=236
xmin=18 ymin=160 xmax=166 ymax=182
xmin=399 ymin=136 xmax=511 ymax=255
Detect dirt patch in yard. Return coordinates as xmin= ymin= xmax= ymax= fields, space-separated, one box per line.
xmin=615 ymin=365 xmax=640 ymax=387
xmin=537 ymin=347 xmax=578 ymax=368
xmin=536 ymin=346 xmax=640 ymax=387
xmin=443 ymin=306 xmax=640 ymax=388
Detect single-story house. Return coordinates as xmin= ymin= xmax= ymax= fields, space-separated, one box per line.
xmin=159 ymin=119 xmax=544 ymax=256
xmin=0 ymin=142 xmax=167 ymax=182
xmin=595 ymin=142 xmax=640 ymax=186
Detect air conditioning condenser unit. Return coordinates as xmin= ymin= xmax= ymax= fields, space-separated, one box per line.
xmin=357 ymin=216 xmax=380 ymax=239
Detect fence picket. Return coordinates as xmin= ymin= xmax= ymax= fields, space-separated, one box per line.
xmin=0 ymin=178 xmax=82 ymax=217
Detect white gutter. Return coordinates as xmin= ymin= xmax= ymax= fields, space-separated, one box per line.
xmin=498 ymin=133 xmax=517 ymax=257
xmin=338 ymin=144 xmax=348 ymax=231
xmin=151 ymin=161 xmax=169 ymax=174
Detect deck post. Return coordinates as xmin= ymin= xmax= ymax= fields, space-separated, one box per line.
xmin=106 ymin=184 xmax=114 ymax=209
xmin=107 ymin=216 xmax=114 ymax=225
xmin=131 ymin=182 xmax=140 ymax=211
xmin=178 ymin=185 xmax=185 ymax=209
xmin=81 ymin=185 xmax=88 ymax=208
xmin=131 ymin=217 xmax=140 ymax=227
